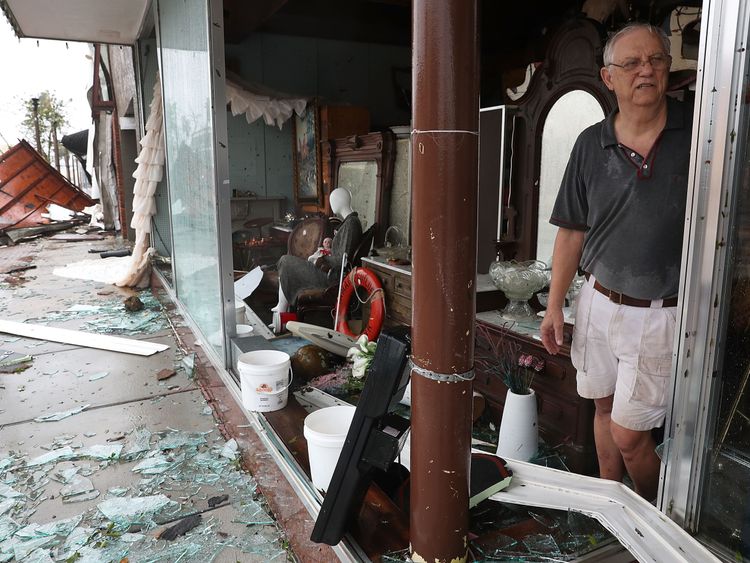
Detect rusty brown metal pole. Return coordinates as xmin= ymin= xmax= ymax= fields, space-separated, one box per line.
xmin=410 ymin=0 xmax=478 ymax=561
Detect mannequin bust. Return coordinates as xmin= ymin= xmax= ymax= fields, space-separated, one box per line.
xmin=329 ymin=187 xmax=354 ymax=219
xmin=271 ymin=188 xmax=363 ymax=331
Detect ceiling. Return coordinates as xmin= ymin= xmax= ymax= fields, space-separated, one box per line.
xmin=0 ymin=0 xmax=150 ymax=44
xmin=0 ymin=0 xmax=701 ymax=49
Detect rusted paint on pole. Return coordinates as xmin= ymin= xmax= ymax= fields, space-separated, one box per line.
xmin=410 ymin=0 xmax=478 ymax=561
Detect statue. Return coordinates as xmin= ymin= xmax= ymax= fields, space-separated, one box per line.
xmin=272 ymin=188 xmax=363 ymax=331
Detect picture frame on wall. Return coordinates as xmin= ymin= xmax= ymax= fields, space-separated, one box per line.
xmin=292 ymin=102 xmax=322 ymax=205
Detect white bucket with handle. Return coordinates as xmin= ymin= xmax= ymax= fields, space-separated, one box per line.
xmin=303 ymin=405 xmax=356 ymax=492
xmin=237 ymin=350 xmax=293 ymax=412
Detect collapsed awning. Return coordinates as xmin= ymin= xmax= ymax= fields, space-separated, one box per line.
xmin=0 ymin=140 xmax=95 ymax=231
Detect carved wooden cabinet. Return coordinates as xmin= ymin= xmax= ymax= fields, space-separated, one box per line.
xmin=361 ymin=256 xmax=598 ymax=475
xmin=361 ymin=257 xmax=412 ymax=325
xmin=474 ymin=313 xmax=597 ymax=475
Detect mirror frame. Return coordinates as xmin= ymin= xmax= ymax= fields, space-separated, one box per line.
xmin=510 ymin=18 xmax=617 ymax=261
xmin=322 ymin=131 xmax=396 ymax=246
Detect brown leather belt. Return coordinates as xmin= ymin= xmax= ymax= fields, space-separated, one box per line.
xmin=584 ymin=272 xmax=678 ymax=308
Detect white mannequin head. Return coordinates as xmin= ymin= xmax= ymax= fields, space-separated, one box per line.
xmin=329 ymin=188 xmax=354 ymax=219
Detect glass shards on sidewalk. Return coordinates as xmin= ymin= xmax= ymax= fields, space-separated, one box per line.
xmin=0 ymin=425 xmax=288 ymax=562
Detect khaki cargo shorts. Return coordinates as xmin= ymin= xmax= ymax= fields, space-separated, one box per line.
xmin=570 ymin=276 xmax=677 ymax=431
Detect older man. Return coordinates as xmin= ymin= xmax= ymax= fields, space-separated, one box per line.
xmin=540 ymin=23 xmax=692 ymax=500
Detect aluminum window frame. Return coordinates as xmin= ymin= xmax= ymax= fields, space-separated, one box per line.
xmin=660 ymin=0 xmax=750 ymax=533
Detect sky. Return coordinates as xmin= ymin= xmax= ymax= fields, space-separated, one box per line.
xmin=0 ymin=15 xmax=93 ymax=152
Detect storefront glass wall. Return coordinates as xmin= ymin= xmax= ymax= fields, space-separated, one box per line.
xmin=662 ymin=0 xmax=750 ymax=560
xmin=696 ymin=7 xmax=750 ymax=558
xmin=157 ymin=0 xmax=224 ymax=355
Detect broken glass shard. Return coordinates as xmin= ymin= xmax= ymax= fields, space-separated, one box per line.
xmin=107 ymin=487 xmax=128 ymax=497
xmin=220 ymin=439 xmax=238 ymax=460
xmin=0 ymin=499 xmax=17 ymax=517
xmin=60 ymin=476 xmax=98 ymax=502
xmin=15 ymin=515 xmax=82 ymax=540
xmin=27 ymin=447 xmax=75 ymax=467
xmin=132 ymin=455 xmax=174 ymax=475
xmin=0 ymin=485 xmax=23 ymax=499
xmin=156 ymin=431 xmax=206 ymax=450
xmin=0 ymin=517 xmax=18 ymax=543
xmin=522 ymin=533 xmax=562 ymax=556
xmin=33 ymin=404 xmax=90 ymax=422
xmin=97 ymin=495 xmax=174 ymax=527
xmin=11 ymin=535 xmax=55 ymax=560
xmin=121 ymin=427 xmax=152 ymax=460
xmin=50 ymin=466 xmax=80 ymax=484
xmin=88 ymin=371 xmax=109 ymax=381
xmin=182 ymin=353 xmax=196 ymax=377
xmin=60 ymin=526 xmax=94 ymax=559
xmin=78 ymin=444 xmax=123 ymax=461
xmin=19 ymin=547 xmax=54 ymax=563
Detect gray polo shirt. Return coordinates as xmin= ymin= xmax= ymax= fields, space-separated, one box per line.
xmin=550 ymin=97 xmax=692 ymax=300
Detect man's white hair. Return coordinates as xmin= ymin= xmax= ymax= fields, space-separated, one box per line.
xmin=603 ymin=23 xmax=671 ymax=66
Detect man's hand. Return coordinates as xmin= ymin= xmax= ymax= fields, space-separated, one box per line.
xmin=540 ymin=307 xmax=565 ymax=355
xmin=540 ymin=227 xmax=584 ymax=355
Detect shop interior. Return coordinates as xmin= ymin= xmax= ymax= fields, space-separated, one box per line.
xmin=137 ymin=0 xmax=750 ymax=559
xmin=210 ymin=1 xmax=717 ymax=560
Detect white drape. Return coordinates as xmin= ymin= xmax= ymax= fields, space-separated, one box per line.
xmin=116 ymin=77 xmax=164 ymax=288
xmin=225 ymin=79 xmax=307 ymax=129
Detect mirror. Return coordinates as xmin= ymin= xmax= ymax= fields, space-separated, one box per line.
xmin=536 ymin=91 xmax=605 ymax=263
xmin=324 ymin=131 xmax=396 ymax=246
xmin=337 ymin=161 xmax=378 ymax=230
xmin=508 ymin=18 xmax=616 ymax=261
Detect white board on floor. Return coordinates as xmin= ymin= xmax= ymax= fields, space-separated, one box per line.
xmin=0 ymin=320 xmax=169 ymax=356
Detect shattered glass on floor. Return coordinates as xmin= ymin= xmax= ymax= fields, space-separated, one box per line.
xmin=0 ymin=427 xmax=288 ymax=562
xmin=22 ymin=291 xmax=168 ymax=336
xmin=467 ymin=501 xmax=612 ymax=562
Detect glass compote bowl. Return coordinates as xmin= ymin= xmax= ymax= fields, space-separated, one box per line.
xmin=489 ymin=259 xmax=551 ymax=320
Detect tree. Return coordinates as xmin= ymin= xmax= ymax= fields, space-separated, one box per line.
xmin=20 ymin=91 xmax=70 ymax=167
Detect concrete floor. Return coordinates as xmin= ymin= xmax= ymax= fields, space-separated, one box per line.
xmin=0 ymin=235 xmax=298 ymax=562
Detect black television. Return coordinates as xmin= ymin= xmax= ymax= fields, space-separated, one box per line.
xmin=310 ymin=326 xmax=412 ymax=545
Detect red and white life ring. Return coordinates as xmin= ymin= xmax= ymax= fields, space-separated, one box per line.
xmin=335 ymin=267 xmax=385 ymax=341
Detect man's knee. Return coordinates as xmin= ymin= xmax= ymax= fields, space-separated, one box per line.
xmin=594 ymin=395 xmax=615 ymax=415
xmin=610 ymin=422 xmax=652 ymax=455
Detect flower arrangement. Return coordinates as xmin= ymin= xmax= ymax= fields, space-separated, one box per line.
xmin=507 ymin=353 xmax=545 ymax=395
xmin=475 ymin=323 xmax=545 ymax=395
xmin=338 ymin=335 xmax=377 ymax=394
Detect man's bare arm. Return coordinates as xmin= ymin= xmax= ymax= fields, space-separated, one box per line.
xmin=540 ymin=228 xmax=584 ymax=355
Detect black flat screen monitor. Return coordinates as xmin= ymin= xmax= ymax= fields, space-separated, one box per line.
xmin=310 ymin=326 xmax=411 ymax=545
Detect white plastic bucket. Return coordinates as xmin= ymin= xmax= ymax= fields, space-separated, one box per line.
xmin=303 ymin=405 xmax=356 ymax=492
xmin=236 ymin=324 xmax=253 ymax=337
xmin=237 ymin=350 xmax=292 ymax=412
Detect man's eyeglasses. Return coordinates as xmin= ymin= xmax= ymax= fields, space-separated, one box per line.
xmin=607 ymin=54 xmax=672 ymax=72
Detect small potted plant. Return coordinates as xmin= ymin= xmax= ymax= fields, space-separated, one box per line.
xmin=475 ymin=323 xmax=544 ymax=461
xmin=496 ymin=351 xmax=544 ymax=461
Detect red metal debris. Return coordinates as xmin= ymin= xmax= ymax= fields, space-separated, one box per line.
xmin=0 ymin=140 xmax=95 ymax=231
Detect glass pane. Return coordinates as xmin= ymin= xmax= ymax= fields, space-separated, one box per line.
xmin=697 ymin=29 xmax=750 ymax=559
xmin=337 ymin=161 xmax=377 ymax=230
xmin=158 ymin=0 xmax=224 ymax=354
xmin=537 ymin=91 xmax=604 ymax=264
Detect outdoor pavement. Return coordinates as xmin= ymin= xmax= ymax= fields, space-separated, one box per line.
xmin=0 ymin=234 xmax=320 ymax=562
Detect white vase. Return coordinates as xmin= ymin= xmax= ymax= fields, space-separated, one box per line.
xmin=496 ymin=389 xmax=538 ymax=461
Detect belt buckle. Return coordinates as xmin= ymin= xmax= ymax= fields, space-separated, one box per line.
xmin=607 ymin=289 xmax=623 ymax=305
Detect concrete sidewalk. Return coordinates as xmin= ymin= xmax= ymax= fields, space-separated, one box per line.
xmin=0 ymin=235 xmax=299 ymax=562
